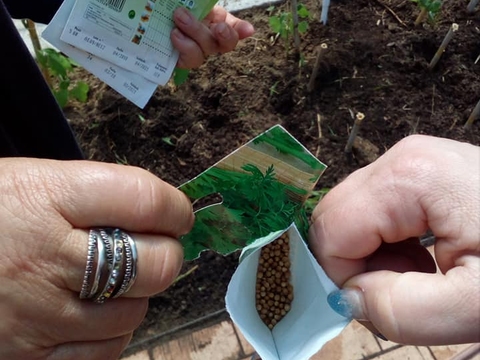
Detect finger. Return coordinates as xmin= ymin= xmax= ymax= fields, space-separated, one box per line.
xmin=204 ymin=6 xmax=255 ymax=39
xmin=19 ymin=283 xmax=147 ymax=343
xmin=308 ymin=149 xmax=431 ymax=285
xmin=49 ymin=333 xmax=132 ymax=360
xmin=366 ymin=239 xmax=437 ymax=274
xmin=173 ymin=7 xmax=217 ymax=56
xmin=327 ymin=266 xmax=480 ymax=345
xmin=37 ymin=159 xmax=194 ymax=237
xmin=171 ymin=28 xmax=206 ymax=69
xmin=210 ymin=22 xmax=240 ymax=54
xmin=62 ymin=229 xmax=184 ymax=298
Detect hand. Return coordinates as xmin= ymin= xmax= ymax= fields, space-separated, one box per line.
xmin=0 ymin=158 xmax=194 ymax=359
xmin=171 ymin=5 xmax=255 ymax=69
xmin=309 ymin=135 xmax=480 ymax=345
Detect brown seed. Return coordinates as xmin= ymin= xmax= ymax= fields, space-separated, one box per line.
xmin=256 ymin=233 xmax=294 ymax=331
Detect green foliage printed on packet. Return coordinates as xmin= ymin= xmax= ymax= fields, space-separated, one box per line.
xmin=178 ymin=125 xmax=326 ymax=260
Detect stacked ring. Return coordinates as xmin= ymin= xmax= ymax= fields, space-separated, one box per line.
xmin=79 ymin=228 xmax=138 ymax=303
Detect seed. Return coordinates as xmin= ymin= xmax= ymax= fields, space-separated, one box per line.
xmin=255 ymin=233 xmax=294 ymax=331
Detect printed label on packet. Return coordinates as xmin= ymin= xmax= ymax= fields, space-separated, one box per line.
xmin=42 ymin=0 xmax=158 ymax=108
xmin=59 ymin=0 xmax=216 ymax=85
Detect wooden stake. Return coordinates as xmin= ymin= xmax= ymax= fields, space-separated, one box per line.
xmin=345 ymin=112 xmax=365 ymax=153
xmin=22 ymin=19 xmax=52 ymax=88
xmin=428 ymin=23 xmax=459 ymax=70
xmin=464 ymin=99 xmax=480 ymax=129
xmin=467 ymin=0 xmax=479 ymax=13
xmin=291 ymin=0 xmax=300 ymax=52
xmin=307 ymin=43 xmax=328 ymax=93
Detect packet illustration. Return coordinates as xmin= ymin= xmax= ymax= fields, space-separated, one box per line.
xmin=178 ymin=125 xmax=350 ymax=359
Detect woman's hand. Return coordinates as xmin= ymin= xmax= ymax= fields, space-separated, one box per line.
xmin=0 ymin=158 xmax=194 ymax=359
xmin=171 ymin=5 xmax=255 ymax=69
xmin=309 ymin=135 xmax=480 ymax=345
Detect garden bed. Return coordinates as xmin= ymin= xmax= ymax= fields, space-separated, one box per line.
xmin=63 ymin=0 xmax=479 ymax=354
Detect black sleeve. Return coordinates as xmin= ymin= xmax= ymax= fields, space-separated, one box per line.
xmin=0 ymin=0 xmax=84 ymax=160
xmin=3 ymin=0 xmax=63 ymax=24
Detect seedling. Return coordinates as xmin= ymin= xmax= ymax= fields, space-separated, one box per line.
xmin=36 ymin=48 xmax=89 ymax=108
xmin=410 ymin=0 xmax=442 ymax=26
xmin=428 ymin=23 xmax=459 ymax=70
xmin=345 ymin=112 xmax=365 ymax=153
xmin=269 ymin=81 xmax=280 ymax=96
xmin=269 ymin=3 xmax=310 ymax=53
xmin=464 ymin=99 xmax=480 ymax=129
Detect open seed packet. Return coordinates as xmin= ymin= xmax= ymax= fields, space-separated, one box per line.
xmin=178 ymin=125 xmax=350 ymax=360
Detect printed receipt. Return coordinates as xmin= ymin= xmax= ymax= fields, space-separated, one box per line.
xmin=43 ymin=0 xmax=157 ymax=108
xmin=43 ymin=0 xmax=218 ymax=108
xmin=60 ymin=0 xmax=187 ymax=84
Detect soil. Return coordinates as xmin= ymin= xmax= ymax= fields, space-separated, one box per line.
xmin=63 ymin=0 xmax=479 ymax=354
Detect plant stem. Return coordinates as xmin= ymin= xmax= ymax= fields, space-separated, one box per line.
xmin=345 ymin=112 xmax=365 ymax=153
xmin=23 ymin=19 xmax=53 ymax=88
xmin=428 ymin=23 xmax=459 ymax=70
xmin=172 ymin=265 xmax=199 ymax=285
xmin=464 ymin=99 xmax=480 ymax=129
xmin=467 ymin=0 xmax=479 ymax=13
xmin=291 ymin=0 xmax=300 ymax=53
xmin=414 ymin=7 xmax=428 ymax=26
xmin=307 ymin=43 xmax=328 ymax=93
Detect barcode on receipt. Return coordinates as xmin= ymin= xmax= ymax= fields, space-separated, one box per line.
xmin=95 ymin=0 xmax=126 ymax=12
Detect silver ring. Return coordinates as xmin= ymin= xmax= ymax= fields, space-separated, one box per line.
xmin=79 ymin=228 xmax=138 ymax=303
xmin=113 ymin=230 xmax=138 ymax=298
xmin=79 ymin=231 xmax=97 ymax=299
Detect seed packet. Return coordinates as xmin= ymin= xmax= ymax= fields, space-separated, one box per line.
xmin=179 ymin=125 xmax=350 ymax=359
xmin=227 ymin=224 xmax=350 ymax=360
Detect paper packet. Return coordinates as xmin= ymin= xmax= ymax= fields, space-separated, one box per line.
xmin=179 ymin=125 xmax=350 ymax=359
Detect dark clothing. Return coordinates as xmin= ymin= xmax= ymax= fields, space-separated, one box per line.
xmin=0 ymin=0 xmax=84 ymax=159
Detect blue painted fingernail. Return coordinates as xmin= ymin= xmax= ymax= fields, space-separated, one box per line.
xmin=327 ymin=288 xmax=367 ymax=320
xmin=327 ymin=290 xmax=354 ymax=318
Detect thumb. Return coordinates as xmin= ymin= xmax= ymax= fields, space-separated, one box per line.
xmin=326 ymin=266 xmax=480 ymax=345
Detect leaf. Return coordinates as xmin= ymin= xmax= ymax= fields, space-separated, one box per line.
xmin=162 ymin=137 xmax=176 ymax=146
xmin=298 ymin=21 xmax=309 ymax=33
xmin=297 ymin=4 xmax=310 ymax=18
xmin=54 ymin=89 xmax=69 ymax=108
xmin=46 ymin=52 xmax=70 ymax=78
xmin=269 ymin=16 xmax=282 ymax=33
xmin=59 ymin=79 xmax=70 ymax=90
xmin=173 ymin=68 xmax=190 ymax=86
xmin=70 ymin=81 xmax=89 ymax=102
xmin=36 ymin=50 xmax=48 ymax=68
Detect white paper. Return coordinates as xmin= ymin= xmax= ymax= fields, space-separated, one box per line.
xmin=42 ymin=0 xmax=157 ymax=108
xmin=226 ymin=224 xmax=350 ymax=360
xmin=60 ymin=0 xmax=180 ymax=84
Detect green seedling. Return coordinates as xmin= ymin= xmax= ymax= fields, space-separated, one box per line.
xmin=269 ymin=81 xmax=280 ymax=96
xmin=162 ymin=137 xmax=176 ymax=146
xmin=36 ymin=48 xmax=89 ymax=108
xmin=269 ymin=3 xmax=310 ymax=53
xmin=410 ymin=0 xmax=442 ymax=25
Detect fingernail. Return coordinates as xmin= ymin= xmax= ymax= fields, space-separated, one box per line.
xmin=172 ymin=28 xmax=185 ymax=40
xmin=175 ymin=7 xmax=192 ymax=26
xmin=327 ymin=288 xmax=368 ymax=321
xmin=216 ymin=23 xmax=230 ymax=39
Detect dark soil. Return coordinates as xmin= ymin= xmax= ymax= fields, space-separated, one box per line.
xmin=64 ymin=0 xmax=479 ymax=354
